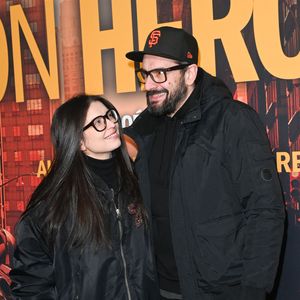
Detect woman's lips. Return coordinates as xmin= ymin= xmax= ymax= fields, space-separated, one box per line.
xmin=105 ymin=130 xmax=119 ymax=139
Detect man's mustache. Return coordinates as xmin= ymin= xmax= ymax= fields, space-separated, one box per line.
xmin=146 ymin=89 xmax=168 ymax=97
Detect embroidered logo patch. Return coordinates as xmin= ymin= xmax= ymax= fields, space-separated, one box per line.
xmin=186 ymin=51 xmax=193 ymax=59
xmin=128 ymin=203 xmax=143 ymax=227
xmin=148 ymin=30 xmax=161 ymax=48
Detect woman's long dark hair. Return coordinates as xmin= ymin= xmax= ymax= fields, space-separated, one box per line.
xmin=23 ymin=94 xmax=143 ymax=249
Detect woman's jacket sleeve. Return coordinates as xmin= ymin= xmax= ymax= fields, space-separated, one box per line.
xmin=9 ymin=216 xmax=56 ymax=299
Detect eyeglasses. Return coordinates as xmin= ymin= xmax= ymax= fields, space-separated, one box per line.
xmin=136 ymin=64 xmax=190 ymax=84
xmin=83 ymin=109 xmax=119 ymax=132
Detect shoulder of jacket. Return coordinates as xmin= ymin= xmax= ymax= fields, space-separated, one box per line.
xmin=125 ymin=109 xmax=164 ymax=139
xmin=222 ymin=99 xmax=258 ymax=118
xmin=222 ymin=100 xmax=268 ymax=143
xmin=15 ymin=211 xmax=42 ymax=242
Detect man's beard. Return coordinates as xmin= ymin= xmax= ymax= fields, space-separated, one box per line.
xmin=146 ymin=76 xmax=188 ymax=116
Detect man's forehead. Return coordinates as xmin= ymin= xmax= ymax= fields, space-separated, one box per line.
xmin=142 ymin=54 xmax=178 ymax=67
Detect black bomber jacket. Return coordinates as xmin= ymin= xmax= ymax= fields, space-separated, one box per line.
xmin=10 ymin=176 xmax=159 ymax=300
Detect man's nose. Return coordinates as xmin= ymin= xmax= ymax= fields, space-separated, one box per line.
xmin=144 ymin=75 xmax=158 ymax=90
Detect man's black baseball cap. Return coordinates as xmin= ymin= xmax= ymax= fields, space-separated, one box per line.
xmin=126 ymin=26 xmax=198 ymax=65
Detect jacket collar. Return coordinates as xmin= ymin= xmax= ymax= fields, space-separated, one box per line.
xmin=173 ymin=68 xmax=204 ymax=124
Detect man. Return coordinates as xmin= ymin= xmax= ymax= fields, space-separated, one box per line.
xmin=124 ymin=26 xmax=285 ymax=300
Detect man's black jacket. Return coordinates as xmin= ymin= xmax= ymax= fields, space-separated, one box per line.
xmin=125 ymin=68 xmax=285 ymax=299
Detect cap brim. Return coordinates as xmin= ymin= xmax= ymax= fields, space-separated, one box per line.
xmin=125 ymin=51 xmax=145 ymax=62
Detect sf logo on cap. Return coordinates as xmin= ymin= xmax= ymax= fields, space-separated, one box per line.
xmin=148 ymin=30 xmax=161 ymax=48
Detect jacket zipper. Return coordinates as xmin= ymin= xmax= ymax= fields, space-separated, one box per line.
xmin=112 ymin=189 xmax=132 ymax=300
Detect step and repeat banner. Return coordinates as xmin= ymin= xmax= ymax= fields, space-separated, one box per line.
xmin=0 ymin=0 xmax=299 ymax=299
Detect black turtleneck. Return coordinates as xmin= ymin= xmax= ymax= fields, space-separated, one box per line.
xmin=84 ymin=155 xmax=119 ymax=192
xmin=148 ymin=88 xmax=198 ymax=295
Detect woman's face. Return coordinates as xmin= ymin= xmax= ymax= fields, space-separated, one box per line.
xmin=81 ymin=101 xmax=121 ymax=159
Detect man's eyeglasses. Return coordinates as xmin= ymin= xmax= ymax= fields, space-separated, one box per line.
xmin=136 ymin=64 xmax=190 ymax=84
xmin=83 ymin=109 xmax=119 ymax=132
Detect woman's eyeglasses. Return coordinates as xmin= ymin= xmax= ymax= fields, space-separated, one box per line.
xmin=83 ymin=109 xmax=119 ymax=132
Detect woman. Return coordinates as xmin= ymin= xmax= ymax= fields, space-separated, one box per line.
xmin=9 ymin=94 xmax=159 ymax=299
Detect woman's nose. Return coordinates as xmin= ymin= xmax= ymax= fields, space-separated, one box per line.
xmin=106 ymin=118 xmax=116 ymax=129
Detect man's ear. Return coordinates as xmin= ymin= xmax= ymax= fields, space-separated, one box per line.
xmin=185 ymin=64 xmax=198 ymax=86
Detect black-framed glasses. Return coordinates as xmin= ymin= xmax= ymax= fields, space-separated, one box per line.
xmin=136 ymin=64 xmax=190 ymax=84
xmin=83 ymin=109 xmax=119 ymax=132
